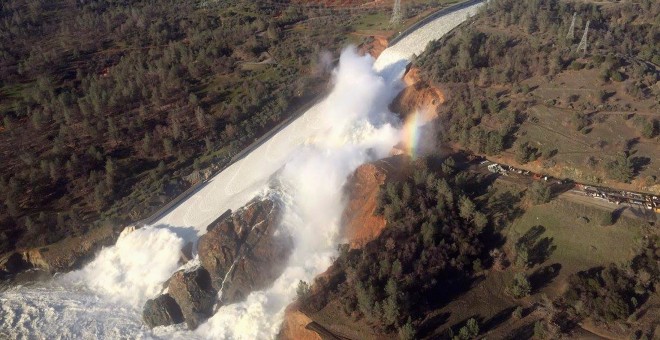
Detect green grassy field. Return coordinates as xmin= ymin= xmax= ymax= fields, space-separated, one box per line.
xmin=507 ymin=198 xmax=644 ymax=273
xmin=419 ymin=187 xmax=648 ymax=338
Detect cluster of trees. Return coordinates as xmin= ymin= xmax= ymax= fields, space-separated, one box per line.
xmin=423 ymin=83 xmax=520 ymax=156
xmin=562 ymin=236 xmax=659 ymax=323
xmin=604 ymin=152 xmax=635 ymax=183
xmin=414 ymin=0 xmax=658 ymax=178
xmin=298 ymin=158 xmax=522 ymax=338
xmin=0 ymin=0 xmax=359 ymax=252
xmin=527 ymin=181 xmax=552 ymax=205
xmin=418 ymin=0 xmax=658 ymax=85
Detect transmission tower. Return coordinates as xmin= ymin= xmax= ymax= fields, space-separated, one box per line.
xmin=576 ymin=20 xmax=590 ymax=55
xmin=566 ymin=12 xmax=576 ymax=40
xmin=390 ymin=0 xmax=402 ymax=26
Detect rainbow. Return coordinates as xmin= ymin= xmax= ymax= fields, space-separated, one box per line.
xmin=402 ymin=110 xmax=424 ymax=159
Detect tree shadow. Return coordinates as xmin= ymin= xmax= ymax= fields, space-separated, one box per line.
xmin=529 ymin=263 xmax=562 ymax=293
xmin=487 ymin=190 xmax=525 ymax=224
xmin=550 ymin=178 xmax=576 ymax=197
xmin=516 ymin=225 xmax=556 ymax=267
xmin=504 ymin=321 xmax=536 ymax=340
xmin=423 ymin=275 xmax=486 ymax=312
xmin=603 ymin=91 xmax=616 ymax=101
xmin=611 ymin=206 xmax=627 ymax=224
xmin=528 ymin=237 xmax=556 ymax=266
xmin=416 ymin=312 xmax=451 ymax=338
xmin=630 ymin=156 xmax=650 ymax=176
xmin=458 ymin=171 xmax=498 ymax=197
xmin=482 ymin=306 xmax=517 ymax=332
xmin=415 ymin=275 xmax=485 ymax=337
xmin=625 ymin=137 xmax=640 ymax=150
xmin=516 ymin=225 xmax=545 ymax=248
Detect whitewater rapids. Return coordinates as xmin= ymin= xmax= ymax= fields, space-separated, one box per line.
xmin=0 ymin=2 xmax=484 ymax=339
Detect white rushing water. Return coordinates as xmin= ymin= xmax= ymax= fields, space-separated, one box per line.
xmin=0 ymin=2 xmax=483 ymax=339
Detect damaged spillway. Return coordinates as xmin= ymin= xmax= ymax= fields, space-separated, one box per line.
xmin=0 ymin=1 xmax=484 ymax=339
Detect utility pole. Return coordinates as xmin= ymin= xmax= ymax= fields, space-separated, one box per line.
xmin=576 ymin=20 xmax=590 ymax=55
xmin=566 ymin=12 xmax=576 ymax=40
xmin=390 ymin=0 xmax=402 ymax=26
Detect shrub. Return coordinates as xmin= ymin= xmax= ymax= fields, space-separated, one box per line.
xmin=568 ymin=61 xmax=584 ymax=70
xmin=296 ymin=280 xmax=311 ymax=300
xmin=605 ymin=153 xmax=634 ymax=183
xmin=600 ymin=210 xmax=614 ymax=226
xmin=398 ymin=319 xmax=415 ymax=340
xmin=640 ymin=119 xmax=658 ymax=138
xmin=610 ymin=70 xmax=624 ymax=82
xmin=512 ymin=306 xmax=523 ymax=319
xmin=528 ymin=181 xmax=551 ymax=205
xmin=454 ymin=318 xmax=479 ymax=340
xmin=533 ymin=320 xmax=545 ymax=338
xmin=508 ymin=272 xmax=532 ymax=298
xmin=515 ymin=142 xmax=539 ymax=164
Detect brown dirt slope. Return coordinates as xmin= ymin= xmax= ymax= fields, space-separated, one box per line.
xmin=279 ymin=304 xmax=323 ymax=340
xmin=341 ymin=155 xmax=410 ymax=249
xmin=391 ymin=66 xmax=445 ymax=121
xmin=358 ymin=36 xmax=389 ymax=59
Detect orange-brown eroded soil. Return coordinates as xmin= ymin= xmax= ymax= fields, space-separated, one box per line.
xmin=341 ymin=155 xmax=409 ymax=249
xmin=392 ymin=66 xmax=445 ymax=121
xmin=358 ymin=35 xmax=389 ymax=59
xmin=279 ymin=303 xmax=322 ymax=340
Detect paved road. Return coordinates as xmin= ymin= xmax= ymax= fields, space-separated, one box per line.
xmin=470 ymin=161 xmax=658 ymax=222
xmin=561 ymin=190 xmax=658 ymax=222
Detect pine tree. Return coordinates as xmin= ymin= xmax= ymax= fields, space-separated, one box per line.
xmin=105 ymin=158 xmax=115 ymax=187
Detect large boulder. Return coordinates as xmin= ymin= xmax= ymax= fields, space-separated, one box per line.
xmin=143 ymin=294 xmax=184 ymax=328
xmin=198 ymin=197 xmax=292 ymax=304
xmin=167 ymin=267 xmax=217 ymax=330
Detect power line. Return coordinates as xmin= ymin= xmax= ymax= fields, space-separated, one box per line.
xmin=566 ymin=12 xmax=576 ymax=40
xmin=390 ymin=0 xmax=402 ymax=26
xmin=576 ymin=20 xmax=590 ymax=55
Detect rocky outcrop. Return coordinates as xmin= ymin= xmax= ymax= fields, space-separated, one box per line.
xmin=0 ymin=223 xmax=119 ymax=279
xmin=167 ymin=267 xmax=217 ymax=329
xmin=198 ymin=198 xmax=291 ymax=304
xmin=143 ymin=196 xmax=290 ymax=329
xmin=143 ymin=294 xmax=184 ymax=328
xmin=179 ymin=242 xmax=194 ymax=264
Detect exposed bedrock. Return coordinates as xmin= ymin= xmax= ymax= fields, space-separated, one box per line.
xmin=143 ymin=196 xmax=291 ymax=329
xmin=142 ymin=293 xmax=184 ymax=328
xmin=167 ymin=267 xmax=217 ymax=330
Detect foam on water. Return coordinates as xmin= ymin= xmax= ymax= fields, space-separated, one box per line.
xmin=0 ymin=3 xmax=484 ymax=338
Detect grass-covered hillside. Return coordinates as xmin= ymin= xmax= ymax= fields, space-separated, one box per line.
xmin=416 ymin=0 xmax=659 ymax=193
